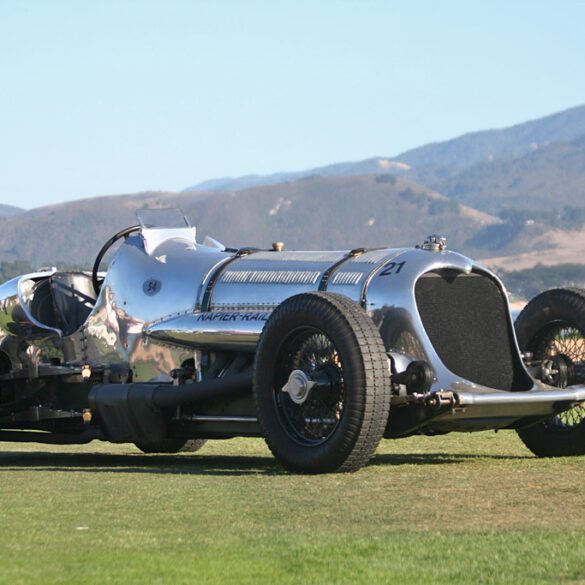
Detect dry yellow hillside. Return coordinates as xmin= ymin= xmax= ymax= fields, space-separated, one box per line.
xmin=484 ymin=226 xmax=585 ymax=271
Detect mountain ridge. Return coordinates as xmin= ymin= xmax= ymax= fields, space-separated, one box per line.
xmin=398 ymin=104 xmax=585 ymax=174
xmin=0 ymin=204 xmax=24 ymax=217
xmin=183 ymin=157 xmax=409 ymax=193
xmin=184 ymin=104 xmax=585 ymax=194
xmin=3 ymin=104 xmax=585 ymax=273
xmin=434 ymin=135 xmax=585 ymax=215
xmin=0 ymin=176 xmax=499 ymax=267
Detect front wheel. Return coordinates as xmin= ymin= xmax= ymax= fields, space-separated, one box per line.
xmin=254 ymin=292 xmax=391 ymax=473
xmin=515 ymin=288 xmax=585 ymax=456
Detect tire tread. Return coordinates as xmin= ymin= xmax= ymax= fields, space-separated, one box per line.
xmin=254 ymin=292 xmax=391 ymax=473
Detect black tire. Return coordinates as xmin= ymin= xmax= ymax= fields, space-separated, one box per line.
xmin=253 ymin=292 xmax=391 ymax=473
xmin=134 ymin=438 xmax=207 ymax=454
xmin=515 ymin=288 xmax=585 ymax=457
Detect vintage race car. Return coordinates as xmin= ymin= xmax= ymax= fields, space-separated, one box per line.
xmin=1 ymin=208 xmax=584 ymax=473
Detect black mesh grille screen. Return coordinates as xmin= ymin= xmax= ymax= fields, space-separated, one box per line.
xmin=415 ymin=271 xmax=531 ymax=391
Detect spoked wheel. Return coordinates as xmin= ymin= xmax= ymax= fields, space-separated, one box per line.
xmin=515 ymin=288 xmax=585 ymax=456
xmin=134 ymin=438 xmax=207 ymax=454
xmin=276 ymin=330 xmax=345 ymax=446
xmin=254 ymin=292 xmax=391 ymax=473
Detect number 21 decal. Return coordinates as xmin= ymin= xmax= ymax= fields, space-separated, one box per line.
xmin=379 ymin=261 xmax=406 ymax=277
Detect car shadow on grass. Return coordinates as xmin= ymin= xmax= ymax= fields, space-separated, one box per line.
xmin=0 ymin=451 xmax=286 ymax=476
xmin=370 ymin=452 xmax=532 ymax=466
xmin=0 ymin=449 xmax=532 ymax=476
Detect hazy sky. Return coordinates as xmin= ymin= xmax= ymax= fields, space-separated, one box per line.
xmin=1 ymin=0 xmax=584 ymax=209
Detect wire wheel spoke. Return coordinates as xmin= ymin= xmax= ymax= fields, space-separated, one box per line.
xmin=534 ymin=324 xmax=585 ymax=431
xmin=276 ymin=330 xmax=345 ymax=445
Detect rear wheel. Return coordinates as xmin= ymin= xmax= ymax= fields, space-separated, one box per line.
xmin=515 ymin=288 xmax=585 ymax=456
xmin=134 ymin=438 xmax=207 ymax=454
xmin=254 ymin=292 xmax=391 ymax=473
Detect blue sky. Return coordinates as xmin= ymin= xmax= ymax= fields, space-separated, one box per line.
xmin=1 ymin=0 xmax=584 ymax=209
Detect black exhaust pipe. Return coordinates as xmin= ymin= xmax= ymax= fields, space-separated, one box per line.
xmin=152 ymin=371 xmax=252 ymax=407
xmin=88 ymin=372 xmax=253 ymax=443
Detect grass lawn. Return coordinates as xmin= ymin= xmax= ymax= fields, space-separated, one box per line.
xmin=1 ymin=431 xmax=585 ymax=584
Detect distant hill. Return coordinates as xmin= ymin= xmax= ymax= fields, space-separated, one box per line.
xmin=433 ymin=135 xmax=585 ymax=216
xmin=3 ymin=104 xmax=585 ymax=273
xmin=0 ymin=204 xmax=24 ymax=217
xmin=183 ymin=158 xmax=409 ymax=192
xmin=483 ymin=223 xmax=585 ymax=271
xmin=179 ymin=104 xmax=585 ymax=270
xmin=184 ymin=105 xmax=585 ymax=194
xmin=0 ymin=176 xmax=498 ymax=267
xmin=397 ymin=104 xmax=585 ymax=184
xmin=498 ymin=263 xmax=585 ymax=300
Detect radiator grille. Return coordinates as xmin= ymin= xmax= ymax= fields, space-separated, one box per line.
xmin=415 ymin=270 xmax=531 ymax=391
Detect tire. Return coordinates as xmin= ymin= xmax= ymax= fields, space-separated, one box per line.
xmin=515 ymin=288 xmax=585 ymax=456
xmin=253 ymin=292 xmax=391 ymax=473
xmin=134 ymin=438 xmax=207 ymax=454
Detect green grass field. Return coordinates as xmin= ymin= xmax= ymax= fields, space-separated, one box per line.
xmin=1 ymin=431 xmax=585 ymax=584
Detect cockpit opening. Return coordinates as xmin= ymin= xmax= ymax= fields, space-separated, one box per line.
xmin=29 ymin=272 xmax=97 ymax=336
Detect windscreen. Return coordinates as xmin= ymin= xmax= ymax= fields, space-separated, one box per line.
xmin=136 ymin=208 xmax=191 ymax=229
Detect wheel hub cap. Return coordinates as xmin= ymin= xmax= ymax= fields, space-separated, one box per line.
xmin=540 ymin=355 xmax=570 ymax=387
xmin=281 ymin=369 xmax=316 ymax=405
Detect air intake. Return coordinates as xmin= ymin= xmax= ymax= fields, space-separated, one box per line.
xmin=415 ymin=270 xmax=531 ymax=391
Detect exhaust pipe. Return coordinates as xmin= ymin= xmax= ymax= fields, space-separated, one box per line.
xmin=152 ymin=371 xmax=252 ymax=407
xmin=88 ymin=372 xmax=253 ymax=443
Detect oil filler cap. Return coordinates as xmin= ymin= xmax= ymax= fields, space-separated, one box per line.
xmin=421 ymin=235 xmax=447 ymax=251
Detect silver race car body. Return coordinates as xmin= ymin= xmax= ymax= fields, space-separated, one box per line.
xmin=0 ymin=208 xmax=583 ymax=472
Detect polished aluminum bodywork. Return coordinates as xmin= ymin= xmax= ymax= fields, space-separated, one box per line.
xmin=0 ymin=269 xmax=61 ymax=339
xmin=1 ymin=213 xmax=584 ymax=435
xmin=145 ymin=311 xmax=269 ymax=352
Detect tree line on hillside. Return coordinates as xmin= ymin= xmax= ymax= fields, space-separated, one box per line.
xmin=466 ymin=205 xmax=585 ymax=253
xmin=499 ymin=207 xmax=585 ymax=231
xmin=397 ymin=187 xmax=461 ymax=215
xmin=0 ymin=260 xmax=35 ymax=283
xmin=499 ymin=263 xmax=585 ymax=300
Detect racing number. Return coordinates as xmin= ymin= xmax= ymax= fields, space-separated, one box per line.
xmin=379 ymin=261 xmax=406 ymax=277
xmin=143 ymin=278 xmax=162 ymax=296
